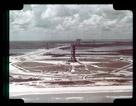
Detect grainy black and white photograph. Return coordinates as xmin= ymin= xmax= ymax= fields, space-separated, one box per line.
xmin=9 ymin=4 xmax=133 ymax=103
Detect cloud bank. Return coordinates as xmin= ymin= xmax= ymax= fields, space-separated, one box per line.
xmin=10 ymin=5 xmax=132 ymax=41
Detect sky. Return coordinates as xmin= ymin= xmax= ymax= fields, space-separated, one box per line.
xmin=10 ymin=4 xmax=133 ymax=41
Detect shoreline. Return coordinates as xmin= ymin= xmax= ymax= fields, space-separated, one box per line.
xmin=10 ymin=85 xmax=132 ymax=97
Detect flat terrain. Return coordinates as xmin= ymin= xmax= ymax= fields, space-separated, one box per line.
xmin=9 ymin=41 xmax=133 ymax=103
xmin=11 ymin=91 xmax=132 ymax=103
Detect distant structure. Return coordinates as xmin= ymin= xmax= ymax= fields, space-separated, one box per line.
xmin=76 ymin=39 xmax=81 ymax=45
xmin=69 ymin=44 xmax=77 ymax=62
xmin=46 ymin=43 xmax=49 ymax=49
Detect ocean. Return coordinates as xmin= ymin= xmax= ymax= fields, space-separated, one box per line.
xmin=9 ymin=40 xmax=132 ymax=55
xmin=9 ymin=41 xmax=60 ymax=55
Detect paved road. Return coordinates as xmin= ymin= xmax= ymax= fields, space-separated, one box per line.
xmin=11 ymin=92 xmax=132 ymax=103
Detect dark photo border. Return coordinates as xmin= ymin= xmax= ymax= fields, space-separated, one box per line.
xmin=0 ymin=0 xmax=134 ymax=104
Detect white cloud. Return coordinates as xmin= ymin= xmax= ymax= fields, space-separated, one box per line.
xmin=10 ymin=10 xmax=33 ymax=25
xmin=79 ymin=14 xmax=102 ymax=30
xmin=103 ymin=20 xmax=117 ymax=29
xmin=55 ymin=24 xmax=64 ymax=31
xmin=10 ymin=4 xmax=133 ymax=41
xmin=41 ymin=6 xmax=56 ymax=19
xmin=120 ymin=15 xmax=132 ymax=24
xmin=63 ymin=14 xmax=79 ymax=27
xmin=10 ymin=10 xmax=34 ymax=32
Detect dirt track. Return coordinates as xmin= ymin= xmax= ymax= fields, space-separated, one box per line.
xmin=10 ymin=41 xmax=133 ymax=88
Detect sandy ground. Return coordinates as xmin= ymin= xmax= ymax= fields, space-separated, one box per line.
xmin=10 ymin=84 xmax=132 ymax=96
xmin=9 ymin=43 xmax=133 ymax=101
